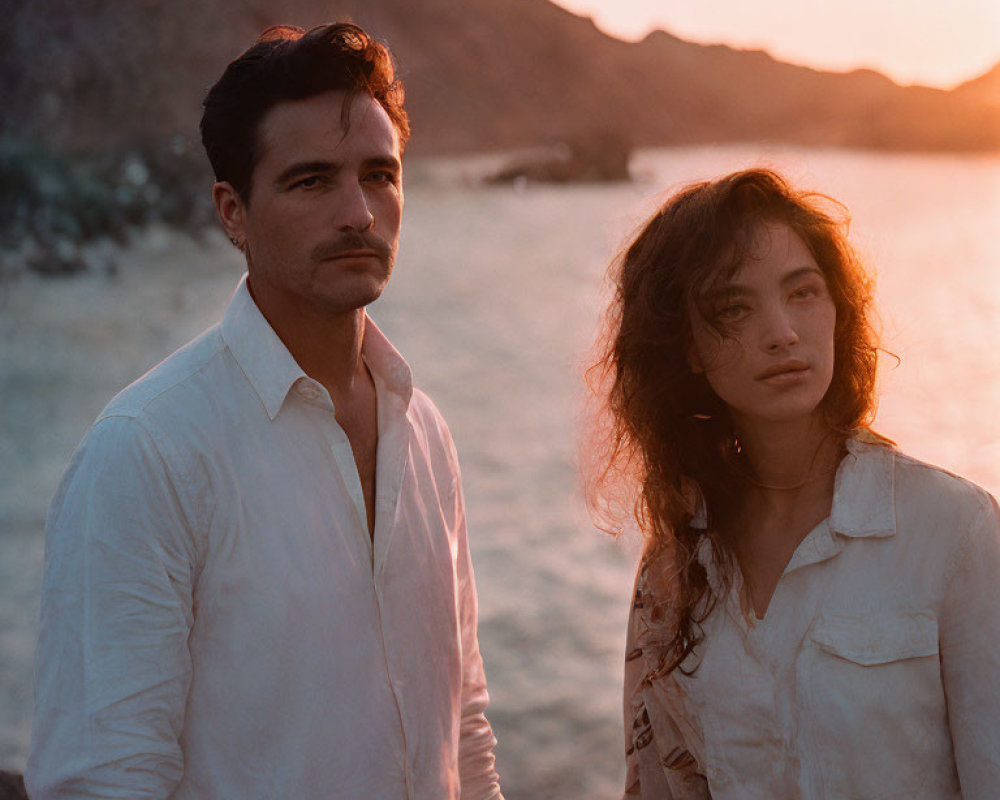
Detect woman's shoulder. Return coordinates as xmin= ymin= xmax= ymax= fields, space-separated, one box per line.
xmin=889 ymin=443 xmax=993 ymax=515
xmin=847 ymin=434 xmax=998 ymax=544
xmin=626 ymin=561 xmax=674 ymax=666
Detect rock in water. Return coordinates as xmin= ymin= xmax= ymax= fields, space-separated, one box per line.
xmin=488 ymin=133 xmax=632 ymax=185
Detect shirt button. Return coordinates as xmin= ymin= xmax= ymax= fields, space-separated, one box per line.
xmin=298 ymin=383 xmax=321 ymax=401
xmin=707 ymin=766 xmax=730 ymax=787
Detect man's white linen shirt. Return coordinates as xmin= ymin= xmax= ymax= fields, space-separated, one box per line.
xmin=622 ymin=437 xmax=1000 ymax=799
xmin=28 ymin=277 xmax=503 ymax=800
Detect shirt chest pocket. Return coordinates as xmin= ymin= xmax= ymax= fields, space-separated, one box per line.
xmin=799 ymin=611 xmax=954 ymax=799
xmin=811 ymin=610 xmax=938 ymax=665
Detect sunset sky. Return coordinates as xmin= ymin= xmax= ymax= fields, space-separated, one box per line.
xmin=554 ymin=0 xmax=1000 ymax=89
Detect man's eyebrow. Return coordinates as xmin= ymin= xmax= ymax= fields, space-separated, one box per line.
xmin=363 ymin=155 xmax=402 ymax=172
xmin=274 ymin=161 xmax=339 ymax=187
xmin=273 ymin=155 xmax=401 ymax=187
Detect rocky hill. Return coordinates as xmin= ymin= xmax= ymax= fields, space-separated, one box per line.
xmin=2 ymin=0 xmax=998 ymax=155
xmin=955 ymin=62 xmax=1000 ymax=108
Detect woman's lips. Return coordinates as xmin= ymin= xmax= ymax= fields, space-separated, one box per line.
xmin=757 ymin=362 xmax=810 ymax=383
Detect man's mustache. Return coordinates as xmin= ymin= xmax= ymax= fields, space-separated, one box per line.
xmin=311 ymin=232 xmax=393 ymax=262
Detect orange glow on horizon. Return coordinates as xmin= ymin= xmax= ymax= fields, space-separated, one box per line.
xmin=555 ymin=0 xmax=1000 ymax=89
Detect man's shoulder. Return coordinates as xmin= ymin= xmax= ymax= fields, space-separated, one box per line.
xmin=407 ymin=387 xmax=454 ymax=441
xmin=99 ymin=324 xmax=230 ymax=427
xmin=407 ymin=386 xmax=444 ymax=423
xmin=405 ymin=387 xmax=465 ymax=474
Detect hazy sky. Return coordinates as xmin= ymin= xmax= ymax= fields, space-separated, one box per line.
xmin=554 ymin=0 xmax=1000 ymax=89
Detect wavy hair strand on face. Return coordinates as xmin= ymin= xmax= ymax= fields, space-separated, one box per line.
xmin=584 ymin=168 xmax=883 ymax=675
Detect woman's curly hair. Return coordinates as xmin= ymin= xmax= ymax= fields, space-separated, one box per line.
xmin=587 ymin=168 xmax=880 ymax=675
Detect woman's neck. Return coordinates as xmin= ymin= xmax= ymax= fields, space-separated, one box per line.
xmin=732 ymin=414 xmax=843 ymax=492
xmin=726 ymin=415 xmax=846 ymax=620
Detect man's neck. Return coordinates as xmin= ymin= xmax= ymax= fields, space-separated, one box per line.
xmin=290 ymin=311 xmax=369 ymax=402
xmin=247 ymin=281 xmax=369 ymax=402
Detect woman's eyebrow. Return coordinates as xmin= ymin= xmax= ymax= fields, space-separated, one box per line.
xmin=780 ymin=266 xmax=825 ymax=286
xmin=703 ymin=283 xmax=751 ymax=303
xmin=701 ymin=266 xmax=824 ymax=303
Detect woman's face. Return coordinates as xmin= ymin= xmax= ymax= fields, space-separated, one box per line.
xmin=688 ymin=221 xmax=837 ymax=432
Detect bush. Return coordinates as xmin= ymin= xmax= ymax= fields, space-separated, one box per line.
xmin=0 ymin=137 xmax=215 ymax=276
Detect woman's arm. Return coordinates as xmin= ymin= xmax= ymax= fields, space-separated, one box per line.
xmin=622 ymin=595 xmax=671 ymax=799
xmin=939 ymin=493 xmax=1000 ymax=799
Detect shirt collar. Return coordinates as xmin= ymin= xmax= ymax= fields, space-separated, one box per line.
xmin=221 ymin=276 xmax=305 ymax=420
xmin=361 ymin=314 xmax=414 ymax=409
xmin=694 ymin=434 xmax=898 ymax=579
xmin=828 ymin=435 xmax=897 ymax=539
xmin=693 ymin=435 xmax=898 ymax=540
xmin=220 ymin=275 xmax=413 ymax=420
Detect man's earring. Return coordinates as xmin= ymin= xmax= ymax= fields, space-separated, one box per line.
xmin=230 ymin=237 xmax=241 ymax=247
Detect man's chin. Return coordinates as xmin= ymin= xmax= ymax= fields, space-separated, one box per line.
xmin=314 ymin=281 xmax=389 ymax=316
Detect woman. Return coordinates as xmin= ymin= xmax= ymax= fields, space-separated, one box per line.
xmin=589 ymin=169 xmax=1000 ymax=798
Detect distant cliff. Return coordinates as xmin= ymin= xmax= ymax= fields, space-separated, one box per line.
xmin=955 ymin=62 xmax=1000 ymax=108
xmin=2 ymin=0 xmax=998 ymax=154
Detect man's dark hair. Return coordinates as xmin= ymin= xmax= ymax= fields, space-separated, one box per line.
xmin=200 ymin=23 xmax=409 ymax=201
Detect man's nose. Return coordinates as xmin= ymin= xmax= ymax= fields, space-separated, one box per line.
xmin=338 ymin=182 xmax=375 ymax=232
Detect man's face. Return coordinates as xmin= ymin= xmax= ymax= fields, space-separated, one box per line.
xmin=218 ymin=90 xmax=403 ymax=328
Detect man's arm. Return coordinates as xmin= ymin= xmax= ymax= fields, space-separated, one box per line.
xmin=451 ymin=469 xmax=503 ymax=800
xmin=27 ymin=415 xmax=200 ymax=799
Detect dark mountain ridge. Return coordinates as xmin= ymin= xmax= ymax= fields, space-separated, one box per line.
xmin=2 ymin=0 xmax=998 ymax=155
xmin=956 ymin=62 xmax=1000 ymax=107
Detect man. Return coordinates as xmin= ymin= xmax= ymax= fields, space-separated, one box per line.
xmin=27 ymin=23 xmax=503 ymax=799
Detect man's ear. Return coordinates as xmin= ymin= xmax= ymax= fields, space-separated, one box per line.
xmin=212 ymin=181 xmax=247 ymax=248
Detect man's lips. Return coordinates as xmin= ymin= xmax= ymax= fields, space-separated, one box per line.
xmin=311 ymin=232 xmax=392 ymax=263
xmin=323 ymin=249 xmax=380 ymax=260
xmin=756 ymin=361 xmax=810 ymax=381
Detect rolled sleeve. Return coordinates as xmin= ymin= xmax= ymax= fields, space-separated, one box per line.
xmin=939 ymin=493 xmax=1000 ymax=799
xmin=27 ymin=415 xmax=200 ymax=799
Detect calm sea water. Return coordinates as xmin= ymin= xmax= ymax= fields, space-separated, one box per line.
xmin=1 ymin=145 xmax=998 ymax=797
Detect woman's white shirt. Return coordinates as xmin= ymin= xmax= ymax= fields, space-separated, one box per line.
xmin=623 ymin=438 xmax=1000 ymax=799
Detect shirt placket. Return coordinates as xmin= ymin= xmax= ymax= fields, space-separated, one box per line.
xmin=702 ymin=592 xmax=786 ymax=797
xmin=763 ymin=520 xmax=850 ymax=799
xmin=309 ymin=378 xmax=414 ymax=797
xmin=370 ymin=390 xmax=416 ymax=799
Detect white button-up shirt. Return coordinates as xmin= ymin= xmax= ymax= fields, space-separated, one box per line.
xmin=27 ymin=278 xmax=503 ymax=800
xmin=623 ymin=437 xmax=1000 ymax=799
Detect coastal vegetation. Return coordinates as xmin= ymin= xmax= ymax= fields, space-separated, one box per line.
xmin=0 ymin=138 xmax=213 ymax=277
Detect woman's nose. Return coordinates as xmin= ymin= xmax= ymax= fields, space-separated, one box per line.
xmin=762 ymin=305 xmax=799 ymax=351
